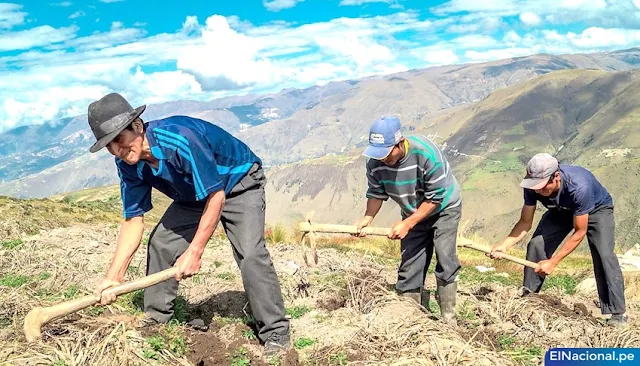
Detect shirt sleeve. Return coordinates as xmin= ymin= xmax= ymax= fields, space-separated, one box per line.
xmin=365 ymin=163 xmax=389 ymax=201
xmin=116 ymin=160 xmax=152 ymax=219
xmin=523 ymin=189 xmax=538 ymax=206
xmin=572 ymin=185 xmax=594 ymax=216
xmin=160 ymin=126 xmax=224 ymax=200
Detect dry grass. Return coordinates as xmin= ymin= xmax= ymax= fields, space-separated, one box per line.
xmin=2 ymin=205 xmax=640 ymax=366
xmin=0 ymin=196 xmax=122 ymax=242
xmin=265 ymin=223 xmax=290 ymax=244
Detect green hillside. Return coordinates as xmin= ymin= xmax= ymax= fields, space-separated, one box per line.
xmin=259 ymin=69 xmax=640 ymax=251
xmin=13 ymin=69 xmax=640 ymax=251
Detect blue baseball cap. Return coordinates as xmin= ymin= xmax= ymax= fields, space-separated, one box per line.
xmin=363 ymin=116 xmax=403 ymax=160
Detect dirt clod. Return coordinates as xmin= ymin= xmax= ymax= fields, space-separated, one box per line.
xmin=187 ymin=331 xmax=231 ymax=366
xmin=187 ymin=330 xmax=267 ymax=366
xmin=282 ymin=348 xmax=301 ymax=366
xmin=537 ymin=295 xmax=592 ymax=318
xmin=474 ymin=286 xmax=494 ymax=301
xmin=573 ymin=302 xmax=591 ymax=317
xmin=317 ymin=294 xmax=347 ymax=311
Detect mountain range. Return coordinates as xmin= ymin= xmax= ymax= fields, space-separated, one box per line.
xmin=3 ymin=48 xmax=640 ymax=248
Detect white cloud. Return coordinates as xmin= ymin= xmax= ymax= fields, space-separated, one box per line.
xmin=69 ymin=11 xmax=85 ymax=19
xmin=3 ymin=4 xmax=640 ymax=132
xmin=634 ymin=0 xmax=640 ymax=9
xmin=315 ymin=35 xmax=393 ymax=68
xmin=56 ymin=24 xmax=144 ymax=51
xmin=0 ymin=25 xmax=77 ymax=52
xmin=433 ymin=0 xmax=608 ymax=14
xmin=99 ymin=0 xmax=125 ymax=3
xmin=0 ymin=85 xmax=109 ymax=130
xmin=181 ymin=15 xmax=199 ymax=34
xmin=263 ymin=0 xmax=303 ymax=11
xmin=421 ymin=49 xmax=460 ymax=66
xmin=446 ymin=16 xmax=502 ymax=33
xmin=535 ymin=27 xmax=640 ymax=50
xmin=130 ymin=68 xmax=203 ymax=104
xmin=52 ymin=2 xmax=73 ymax=6
xmin=567 ymin=27 xmax=640 ymax=48
xmin=432 ymin=0 xmax=634 ymax=28
xmin=465 ymin=47 xmax=536 ymax=62
xmin=339 ymin=0 xmax=394 ymax=5
xmin=176 ymin=15 xmax=285 ymax=90
xmin=559 ymin=0 xmax=606 ymax=9
xmin=0 ymin=12 xmax=432 ymax=130
xmin=0 ymin=3 xmax=27 ymax=29
xmin=450 ymin=34 xmax=498 ymax=48
xmin=519 ymin=12 xmax=541 ymax=26
xmin=503 ymin=30 xmax=522 ymax=44
xmin=433 ymin=0 xmax=515 ymax=14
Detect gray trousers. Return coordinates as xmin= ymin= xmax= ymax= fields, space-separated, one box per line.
xmin=396 ymin=205 xmax=462 ymax=293
xmin=523 ymin=205 xmax=626 ymax=315
xmin=143 ymin=165 xmax=290 ymax=342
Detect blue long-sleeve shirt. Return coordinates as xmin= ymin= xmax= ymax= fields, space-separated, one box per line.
xmin=116 ymin=115 xmax=261 ymax=219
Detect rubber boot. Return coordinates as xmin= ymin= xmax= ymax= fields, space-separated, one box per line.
xmin=436 ymin=278 xmax=457 ymax=326
xmin=398 ymin=289 xmax=422 ymax=305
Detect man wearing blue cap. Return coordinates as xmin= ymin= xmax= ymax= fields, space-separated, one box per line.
xmin=354 ymin=116 xmax=462 ymax=325
xmin=490 ymin=153 xmax=627 ymax=327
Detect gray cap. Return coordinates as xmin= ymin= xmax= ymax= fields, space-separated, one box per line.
xmin=520 ymin=153 xmax=559 ymax=190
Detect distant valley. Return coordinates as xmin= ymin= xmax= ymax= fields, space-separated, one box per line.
xmin=3 ymin=48 xmax=640 ymax=249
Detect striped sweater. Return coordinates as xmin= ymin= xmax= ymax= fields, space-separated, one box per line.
xmin=365 ymin=135 xmax=461 ymax=219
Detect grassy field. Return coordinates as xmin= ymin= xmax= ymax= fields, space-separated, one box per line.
xmin=1 ymin=190 xmax=640 ymax=365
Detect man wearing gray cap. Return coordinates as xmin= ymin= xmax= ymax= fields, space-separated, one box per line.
xmin=490 ymin=153 xmax=627 ymax=327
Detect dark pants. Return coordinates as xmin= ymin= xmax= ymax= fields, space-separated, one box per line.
xmin=143 ymin=165 xmax=290 ymax=342
xmin=396 ymin=205 xmax=462 ymax=293
xmin=523 ymin=205 xmax=626 ymax=315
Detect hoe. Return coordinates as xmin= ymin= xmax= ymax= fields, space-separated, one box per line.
xmin=24 ymin=267 xmax=177 ymax=343
xmin=298 ymin=212 xmax=538 ymax=269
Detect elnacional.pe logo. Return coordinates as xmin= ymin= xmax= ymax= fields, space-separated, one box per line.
xmin=545 ymin=348 xmax=638 ymax=365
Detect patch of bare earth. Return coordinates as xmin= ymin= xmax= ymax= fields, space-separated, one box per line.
xmin=1 ymin=223 xmax=639 ymax=365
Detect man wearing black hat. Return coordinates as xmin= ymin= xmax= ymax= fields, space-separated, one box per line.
xmin=87 ymin=93 xmax=291 ymax=356
xmin=490 ymin=153 xmax=627 ymax=327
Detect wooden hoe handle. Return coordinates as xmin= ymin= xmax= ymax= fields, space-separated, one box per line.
xmin=458 ymin=240 xmax=539 ymax=269
xmin=296 ymin=221 xmax=538 ymax=269
xmin=24 ymin=267 xmax=177 ymax=343
xmin=297 ymin=222 xmax=391 ymax=236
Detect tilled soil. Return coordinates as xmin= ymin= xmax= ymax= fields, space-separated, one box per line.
xmin=2 ymin=223 xmax=640 ymax=366
xmin=535 ymin=294 xmax=600 ymax=325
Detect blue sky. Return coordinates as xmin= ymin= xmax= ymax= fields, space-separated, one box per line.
xmin=1 ymin=0 xmax=640 ymax=130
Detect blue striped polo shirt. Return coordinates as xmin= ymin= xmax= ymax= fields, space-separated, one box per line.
xmin=115 ymin=115 xmax=262 ymax=219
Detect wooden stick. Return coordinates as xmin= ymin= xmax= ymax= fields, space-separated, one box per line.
xmin=458 ymin=240 xmax=538 ymax=269
xmin=301 ymin=211 xmax=319 ymax=266
xmin=297 ymin=222 xmax=391 ymax=237
xmin=24 ymin=267 xmax=177 ymax=343
xmin=296 ymin=221 xmax=538 ymax=269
